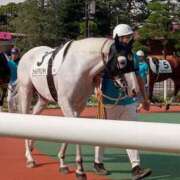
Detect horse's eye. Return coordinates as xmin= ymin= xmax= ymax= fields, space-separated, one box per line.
xmin=120 ymin=61 xmax=126 ymax=65
xmin=117 ymin=56 xmax=127 ymax=69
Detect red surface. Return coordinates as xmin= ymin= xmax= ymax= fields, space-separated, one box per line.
xmin=0 ymin=106 xmax=179 ymax=180
xmin=0 ymin=108 xmax=110 ymax=180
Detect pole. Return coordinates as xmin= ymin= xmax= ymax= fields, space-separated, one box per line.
xmin=85 ymin=0 xmax=89 ymax=37
xmin=164 ymin=80 xmax=167 ymax=102
xmin=1 ymin=113 xmax=180 ymax=153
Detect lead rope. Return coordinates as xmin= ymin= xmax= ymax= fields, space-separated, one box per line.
xmin=95 ymin=78 xmax=128 ymax=119
xmin=96 ymin=85 xmax=106 ymax=119
xmin=96 ymin=39 xmax=110 ymax=119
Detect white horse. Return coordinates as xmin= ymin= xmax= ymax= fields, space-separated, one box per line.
xmin=17 ymin=38 xmax=139 ymax=180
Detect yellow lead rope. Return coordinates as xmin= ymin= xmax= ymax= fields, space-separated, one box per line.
xmin=96 ymin=87 xmax=106 ymax=119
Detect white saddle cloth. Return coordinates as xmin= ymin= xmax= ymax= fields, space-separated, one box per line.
xmin=159 ymin=60 xmax=172 ymax=73
xmin=149 ymin=58 xmax=172 ymax=74
xmin=30 ymin=42 xmax=70 ymax=101
xmin=32 ymin=42 xmax=70 ymax=76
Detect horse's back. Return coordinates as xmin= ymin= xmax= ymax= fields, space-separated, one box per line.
xmin=19 ymin=46 xmax=52 ymax=67
xmin=71 ymin=38 xmax=113 ymax=55
xmin=18 ymin=46 xmax=53 ymax=87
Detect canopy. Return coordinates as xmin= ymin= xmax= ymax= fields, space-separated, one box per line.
xmin=0 ymin=32 xmax=12 ymax=40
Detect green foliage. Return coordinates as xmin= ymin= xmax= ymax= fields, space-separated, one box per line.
xmin=0 ymin=0 xmax=179 ymax=55
xmin=136 ymin=1 xmax=179 ymax=55
xmin=139 ymin=2 xmax=171 ymax=39
xmin=133 ymin=40 xmax=149 ymax=54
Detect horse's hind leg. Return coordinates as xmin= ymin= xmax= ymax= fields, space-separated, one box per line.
xmin=28 ymin=96 xmax=48 ymax=153
xmin=58 ymin=99 xmax=87 ymax=180
xmin=166 ymin=80 xmax=180 ymax=110
xmin=18 ymin=83 xmax=35 ymax=168
xmin=0 ymin=87 xmax=7 ymax=112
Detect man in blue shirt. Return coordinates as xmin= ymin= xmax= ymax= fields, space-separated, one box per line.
xmin=94 ymin=24 xmax=151 ymax=180
xmin=7 ymin=47 xmax=20 ymax=112
xmin=136 ymin=50 xmax=148 ymax=85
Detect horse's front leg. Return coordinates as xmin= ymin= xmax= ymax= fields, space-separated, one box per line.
xmin=76 ymin=144 xmax=87 ymax=180
xmin=58 ymin=143 xmax=69 ymax=174
xmin=58 ymin=96 xmax=87 ymax=180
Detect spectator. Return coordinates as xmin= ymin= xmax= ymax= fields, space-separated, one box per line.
xmin=7 ymin=47 xmax=20 ymax=112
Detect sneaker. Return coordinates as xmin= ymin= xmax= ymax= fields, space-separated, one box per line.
xmin=94 ymin=162 xmax=109 ymax=175
xmin=132 ymin=165 xmax=152 ymax=180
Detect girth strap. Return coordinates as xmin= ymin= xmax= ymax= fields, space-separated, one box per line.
xmin=47 ymin=46 xmax=62 ymax=102
xmin=46 ymin=41 xmax=73 ymax=102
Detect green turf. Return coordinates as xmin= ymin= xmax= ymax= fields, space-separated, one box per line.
xmin=35 ymin=113 xmax=180 ymax=180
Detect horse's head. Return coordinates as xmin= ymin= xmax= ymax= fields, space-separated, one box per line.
xmin=0 ymin=53 xmax=10 ymax=85
xmin=105 ymin=53 xmax=139 ymax=97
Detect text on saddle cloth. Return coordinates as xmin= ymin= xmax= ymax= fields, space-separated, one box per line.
xmin=150 ymin=59 xmax=172 ymax=74
xmin=159 ymin=60 xmax=172 ymax=73
xmin=31 ymin=42 xmax=70 ymax=76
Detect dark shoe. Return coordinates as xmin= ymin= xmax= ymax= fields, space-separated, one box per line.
xmin=76 ymin=172 xmax=87 ymax=180
xmin=132 ymin=165 xmax=152 ymax=180
xmin=94 ymin=162 xmax=109 ymax=175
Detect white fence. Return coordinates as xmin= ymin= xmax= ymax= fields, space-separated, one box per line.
xmin=0 ymin=112 xmax=180 ymax=153
xmin=153 ymin=79 xmax=174 ymax=101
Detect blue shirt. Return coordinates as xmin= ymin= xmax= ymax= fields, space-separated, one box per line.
xmin=8 ymin=60 xmax=17 ymax=85
xmin=138 ymin=61 xmax=148 ymax=83
xmin=102 ymin=53 xmax=139 ymax=105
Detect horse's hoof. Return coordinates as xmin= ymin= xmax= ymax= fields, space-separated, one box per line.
xmin=26 ymin=160 xmax=36 ymax=168
xmin=76 ymin=172 xmax=87 ymax=180
xmin=59 ymin=166 xmax=70 ymax=174
xmin=94 ymin=162 xmax=109 ymax=175
xmin=165 ymin=104 xmax=170 ymax=111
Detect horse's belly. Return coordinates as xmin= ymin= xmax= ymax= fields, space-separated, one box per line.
xmin=31 ymin=75 xmax=55 ymax=102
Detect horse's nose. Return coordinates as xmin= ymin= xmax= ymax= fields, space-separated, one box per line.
xmin=131 ymin=89 xmax=137 ymax=97
xmin=120 ymin=79 xmax=127 ymax=87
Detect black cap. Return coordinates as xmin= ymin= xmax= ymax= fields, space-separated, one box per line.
xmin=11 ymin=47 xmax=20 ymax=54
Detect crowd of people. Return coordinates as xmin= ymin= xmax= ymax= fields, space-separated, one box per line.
xmin=0 ymin=41 xmax=20 ymax=112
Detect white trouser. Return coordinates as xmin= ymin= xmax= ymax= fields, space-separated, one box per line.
xmin=7 ymin=83 xmax=17 ymax=113
xmin=95 ymin=103 xmax=140 ymax=168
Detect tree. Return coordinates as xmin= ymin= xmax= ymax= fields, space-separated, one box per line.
xmin=134 ymin=1 xmax=179 ymax=57
xmin=0 ymin=3 xmax=19 ymax=31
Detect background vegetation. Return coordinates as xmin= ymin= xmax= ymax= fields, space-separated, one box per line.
xmin=0 ymin=0 xmax=179 ymax=54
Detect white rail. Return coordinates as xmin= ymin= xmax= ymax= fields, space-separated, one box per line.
xmin=0 ymin=112 xmax=180 ymax=153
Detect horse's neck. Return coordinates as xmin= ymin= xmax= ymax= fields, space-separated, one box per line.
xmin=148 ymin=57 xmax=157 ymax=74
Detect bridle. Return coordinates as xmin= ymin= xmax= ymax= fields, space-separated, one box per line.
xmin=100 ymin=39 xmax=131 ymax=90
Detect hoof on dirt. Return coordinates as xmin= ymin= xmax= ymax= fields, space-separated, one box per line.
xmin=76 ymin=172 xmax=87 ymax=180
xmin=59 ymin=166 xmax=70 ymax=174
xmin=165 ymin=104 xmax=170 ymax=111
xmin=26 ymin=160 xmax=36 ymax=168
